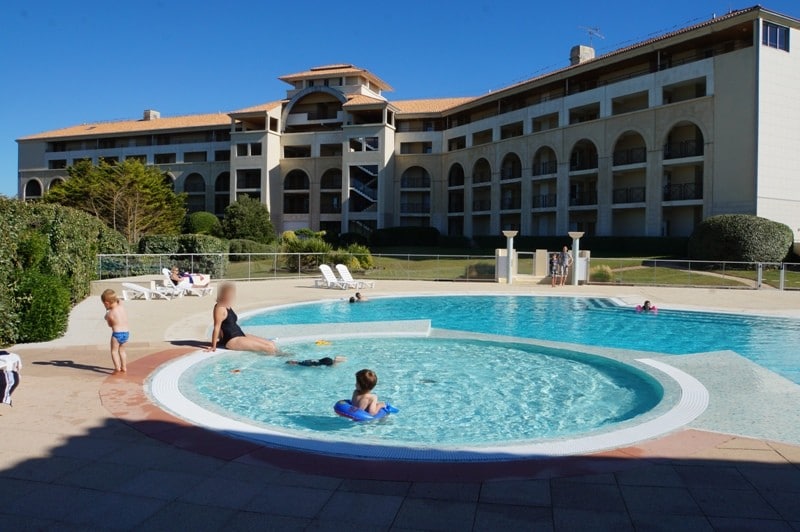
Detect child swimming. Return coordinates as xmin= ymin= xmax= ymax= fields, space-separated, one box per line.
xmin=351 ymin=368 xmax=386 ymax=415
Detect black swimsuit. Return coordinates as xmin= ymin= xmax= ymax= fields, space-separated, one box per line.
xmin=219 ymin=307 xmax=245 ymax=347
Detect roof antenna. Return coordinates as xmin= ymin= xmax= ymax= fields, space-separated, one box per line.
xmin=578 ymin=26 xmax=605 ymax=47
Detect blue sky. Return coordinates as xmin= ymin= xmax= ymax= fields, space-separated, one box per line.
xmin=1 ymin=0 xmax=797 ymax=196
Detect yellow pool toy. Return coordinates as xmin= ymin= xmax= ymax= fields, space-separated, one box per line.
xmin=315 ymin=340 xmax=331 ymax=346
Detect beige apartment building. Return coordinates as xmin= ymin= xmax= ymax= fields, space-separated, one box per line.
xmin=16 ymin=6 xmax=800 ymax=239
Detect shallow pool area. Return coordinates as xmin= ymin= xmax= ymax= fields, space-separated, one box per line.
xmin=178 ymin=337 xmax=663 ymax=447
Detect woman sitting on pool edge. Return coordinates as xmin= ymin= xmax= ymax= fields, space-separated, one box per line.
xmin=208 ymin=282 xmax=278 ymax=354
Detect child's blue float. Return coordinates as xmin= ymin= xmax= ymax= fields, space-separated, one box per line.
xmin=334 ymin=399 xmax=399 ymax=421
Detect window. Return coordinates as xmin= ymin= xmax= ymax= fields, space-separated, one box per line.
xmin=250 ymin=143 xmax=262 ymax=156
xmin=214 ymin=150 xmax=230 ymax=162
xmin=154 ymin=153 xmax=176 ymax=164
xmin=236 ymin=144 xmax=248 ymax=157
xmin=48 ymin=159 xmax=67 ymax=169
xmin=763 ymin=22 xmax=790 ymax=51
xmin=269 ymin=117 xmax=279 ymax=132
xmin=183 ymin=151 xmax=207 ymax=163
xmin=126 ymin=154 xmax=146 ymax=163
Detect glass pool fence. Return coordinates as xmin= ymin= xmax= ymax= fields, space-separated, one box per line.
xmin=96 ymin=253 xmax=800 ymax=290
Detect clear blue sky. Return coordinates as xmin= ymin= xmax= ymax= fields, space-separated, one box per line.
xmin=1 ymin=0 xmax=797 ymax=196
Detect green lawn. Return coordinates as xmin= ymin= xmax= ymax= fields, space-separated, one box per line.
xmin=593 ymin=265 xmax=750 ymax=287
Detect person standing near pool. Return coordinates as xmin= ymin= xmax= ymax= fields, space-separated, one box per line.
xmin=101 ymin=289 xmax=129 ymax=374
xmin=208 ymin=282 xmax=278 ymax=354
xmin=558 ymin=245 xmax=573 ymax=287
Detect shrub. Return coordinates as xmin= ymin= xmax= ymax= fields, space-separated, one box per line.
xmin=589 ymin=265 xmax=614 ymax=283
xmin=221 ymin=196 xmax=275 ymax=244
xmin=688 ymin=215 xmax=793 ymax=263
xmin=346 ymin=244 xmax=374 ymax=270
xmin=183 ymin=211 xmax=222 ymax=236
xmin=371 ymin=226 xmax=440 ymax=247
xmin=334 ymin=232 xmax=369 ymax=247
xmin=138 ymin=234 xmax=229 ymax=276
xmin=282 ymin=237 xmax=332 ymax=272
xmin=15 ymin=270 xmax=72 ymax=343
xmin=326 ymin=251 xmax=361 ymax=273
xmin=17 ymin=232 xmax=49 ymax=269
xmin=228 ymin=239 xmax=275 ymax=261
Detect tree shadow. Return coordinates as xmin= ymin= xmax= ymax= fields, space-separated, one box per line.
xmin=31 ymin=360 xmax=114 ymax=374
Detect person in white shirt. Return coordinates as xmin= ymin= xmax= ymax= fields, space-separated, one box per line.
xmin=0 ymin=351 xmax=21 ymax=406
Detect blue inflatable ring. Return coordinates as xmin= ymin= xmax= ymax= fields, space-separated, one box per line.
xmin=334 ymin=399 xmax=399 ymax=421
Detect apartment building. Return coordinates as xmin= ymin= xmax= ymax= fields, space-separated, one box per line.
xmin=17 ymin=6 xmax=800 ymax=239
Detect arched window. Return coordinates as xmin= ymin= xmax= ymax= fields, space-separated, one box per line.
xmin=320 ymin=168 xmax=342 ymax=189
xmin=214 ymin=172 xmax=230 ymax=216
xmin=500 ymin=153 xmax=521 ymax=180
xmin=284 ymin=170 xmax=310 ymax=214
xmin=613 ymin=131 xmax=647 ymax=166
xmin=48 ymin=178 xmax=65 ymax=191
xmin=400 ymin=166 xmax=431 ymax=188
xmin=664 ymin=121 xmax=704 ymax=159
xmin=24 ymin=180 xmax=42 ymax=200
xmin=532 ymin=147 xmax=557 ymax=176
xmin=183 ymin=173 xmax=206 ymax=213
xmin=472 ymin=158 xmax=491 ymax=184
xmin=448 ymin=163 xmax=465 ymax=187
xmin=570 ymin=139 xmax=598 ymax=171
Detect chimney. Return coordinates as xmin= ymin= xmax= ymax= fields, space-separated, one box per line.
xmin=569 ymin=45 xmax=595 ymax=66
xmin=143 ymin=109 xmax=161 ymax=121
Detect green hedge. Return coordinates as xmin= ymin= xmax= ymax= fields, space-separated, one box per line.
xmin=138 ymin=234 xmax=229 ymax=276
xmin=0 ymin=197 xmax=128 ymax=345
xmin=228 ymin=239 xmax=276 ymax=261
xmin=183 ymin=211 xmax=222 ymax=236
xmin=688 ymin=214 xmax=793 ymax=263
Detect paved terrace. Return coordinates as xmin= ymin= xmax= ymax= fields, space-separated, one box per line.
xmin=2 ymin=280 xmax=800 ymax=531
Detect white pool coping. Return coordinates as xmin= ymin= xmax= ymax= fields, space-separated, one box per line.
xmin=148 ymin=335 xmax=709 ymax=462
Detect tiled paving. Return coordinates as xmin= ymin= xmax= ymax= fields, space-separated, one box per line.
xmin=2 ymin=280 xmax=800 ymax=530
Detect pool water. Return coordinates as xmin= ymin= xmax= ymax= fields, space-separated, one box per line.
xmin=241 ymin=295 xmax=800 ymax=384
xmin=181 ymin=337 xmax=663 ymax=446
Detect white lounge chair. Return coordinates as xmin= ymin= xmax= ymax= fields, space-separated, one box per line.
xmin=121 ymin=282 xmax=170 ymax=301
xmin=316 ymin=265 xmax=347 ymax=289
xmin=161 ymin=268 xmax=212 ymax=297
xmin=335 ymin=264 xmax=375 ymax=289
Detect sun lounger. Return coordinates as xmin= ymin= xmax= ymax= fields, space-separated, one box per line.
xmin=121 ymin=282 xmax=170 ymax=301
xmin=335 ymin=264 xmax=375 ymax=289
xmin=316 ymin=265 xmax=347 ymax=289
xmin=160 ymin=269 xmax=212 ymax=297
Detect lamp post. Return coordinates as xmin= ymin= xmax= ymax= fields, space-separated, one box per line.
xmin=502 ymin=230 xmax=518 ymax=284
xmin=568 ymin=231 xmax=584 ymax=286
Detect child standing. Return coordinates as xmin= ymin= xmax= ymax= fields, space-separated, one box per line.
xmin=351 ymin=368 xmax=386 ymax=415
xmin=101 ymin=289 xmax=129 ymax=374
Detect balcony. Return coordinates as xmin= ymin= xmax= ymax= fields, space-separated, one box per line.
xmin=532 ymin=161 xmax=558 ymax=176
xmin=400 ymin=202 xmax=430 ymax=214
xmin=663 ymin=183 xmax=702 ymax=201
xmin=286 ymin=111 xmax=344 ymax=126
xmin=569 ymin=191 xmax=598 ymax=206
xmin=612 ymin=147 xmax=647 ymax=166
xmin=500 ymin=197 xmax=521 ymax=210
xmin=664 ymin=140 xmax=703 ymax=160
xmin=448 ymin=201 xmax=464 ymax=213
xmin=320 ymin=203 xmax=341 ymax=214
xmin=613 ymin=186 xmax=646 ymax=203
xmin=532 ymin=194 xmax=557 ymax=209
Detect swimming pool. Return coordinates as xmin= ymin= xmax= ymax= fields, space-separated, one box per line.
xmin=178 ymin=337 xmax=663 ymax=447
xmin=241 ymin=295 xmax=800 ymax=384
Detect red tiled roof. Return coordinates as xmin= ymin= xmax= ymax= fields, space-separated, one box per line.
xmin=279 ymin=64 xmax=393 ymax=91
xmin=391 ymin=97 xmax=477 ymax=114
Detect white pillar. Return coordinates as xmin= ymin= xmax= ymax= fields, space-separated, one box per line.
xmin=503 ymin=230 xmax=518 ymax=285
xmin=568 ymin=231 xmax=584 ymax=286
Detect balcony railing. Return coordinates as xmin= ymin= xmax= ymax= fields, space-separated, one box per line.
xmin=569 ymin=154 xmax=598 ymax=172
xmin=532 ymin=194 xmax=557 ymax=209
xmin=473 ymin=172 xmax=491 ymax=184
xmin=664 ymin=140 xmax=703 ymax=159
xmin=532 ymin=160 xmax=558 ymax=176
xmin=400 ymin=203 xmax=430 ymax=214
xmin=613 ymin=186 xmax=646 ymax=203
xmin=569 ymin=190 xmax=598 ymax=206
xmin=472 ymin=199 xmax=491 ymax=211
xmin=448 ymin=202 xmax=464 ymax=213
xmin=320 ymin=204 xmax=341 ymax=214
xmin=612 ymin=147 xmax=647 ymax=166
xmin=663 ymin=183 xmax=703 ymax=201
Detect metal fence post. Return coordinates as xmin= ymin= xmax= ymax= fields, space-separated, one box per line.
xmin=757 ymin=263 xmax=763 ymax=289
xmin=780 ymin=263 xmax=785 ymax=291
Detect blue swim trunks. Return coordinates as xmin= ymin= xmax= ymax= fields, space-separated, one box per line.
xmin=111 ymin=331 xmax=130 ymax=345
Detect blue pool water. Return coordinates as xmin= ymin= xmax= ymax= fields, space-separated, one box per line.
xmin=181 ymin=337 xmax=663 ymax=446
xmin=241 ymin=295 xmax=800 ymax=384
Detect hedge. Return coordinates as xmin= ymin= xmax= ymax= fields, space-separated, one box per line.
xmin=0 ymin=197 xmax=128 ymax=345
xmin=370 ymin=226 xmax=440 ymax=247
xmin=688 ymin=214 xmax=793 ymax=263
xmin=183 ymin=211 xmax=222 ymax=236
xmin=138 ymin=234 xmax=229 ymax=276
xmin=228 ymin=239 xmax=277 ymax=261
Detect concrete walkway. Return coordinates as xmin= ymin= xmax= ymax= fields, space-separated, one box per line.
xmin=2 ymin=280 xmax=799 ymax=531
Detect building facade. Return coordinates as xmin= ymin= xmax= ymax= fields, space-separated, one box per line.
xmin=17 ymin=6 xmax=800 ymax=239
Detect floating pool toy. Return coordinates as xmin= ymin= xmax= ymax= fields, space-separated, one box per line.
xmin=334 ymin=399 xmax=399 ymax=421
xmin=315 ymin=340 xmax=331 ymax=346
xmin=636 ymin=305 xmax=658 ymax=314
